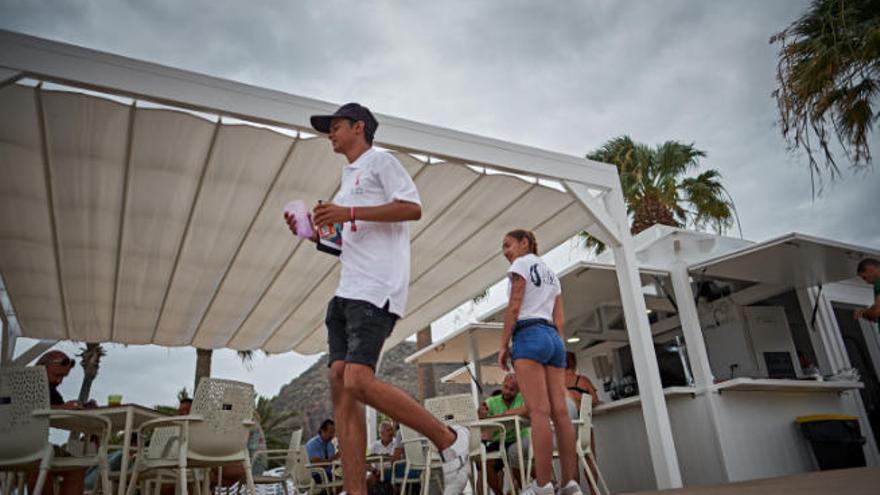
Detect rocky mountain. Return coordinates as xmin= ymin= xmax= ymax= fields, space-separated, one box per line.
xmin=273 ymin=341 xmax=471 ymax=437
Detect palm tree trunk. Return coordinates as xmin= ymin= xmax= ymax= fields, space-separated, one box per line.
xmin=416 ymin=327 xmax=436 ymax=401
xmin=194 ymin=348 xmax=213 ymax=391
xmin=77 ymin=343 xmax=105 ymax=403
xmin=631 ymin=193 xmax=679 ymax=235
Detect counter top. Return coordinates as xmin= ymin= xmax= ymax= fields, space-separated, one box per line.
xmin=592 ymin=379 xmax=862 ymax=415
xmin=593 ymin=387 xmax=697 ymax=415
xmin=710 ymin=378 xmax=863 ymax=394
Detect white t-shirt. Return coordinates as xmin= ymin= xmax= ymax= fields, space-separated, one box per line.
xmin=368 ymin=437 xmax=400 ymax=456
xmin=333 ymin=148 xmax=421 ymax=317
xmin=507 ymin=253 xmax=560 ymax=322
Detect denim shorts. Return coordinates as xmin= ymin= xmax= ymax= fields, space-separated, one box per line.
xmin=510 ymin=319 xmax=566 ymax=368
xmin=326 ymin=296 xmax=398 ymax=369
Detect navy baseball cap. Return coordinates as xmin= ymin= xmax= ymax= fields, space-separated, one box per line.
xmin=310 ymin=103 xmax=378 ymax=141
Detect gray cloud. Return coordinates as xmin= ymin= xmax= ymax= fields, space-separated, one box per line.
xmin=2 ymin=0 xmax=878 ymax=403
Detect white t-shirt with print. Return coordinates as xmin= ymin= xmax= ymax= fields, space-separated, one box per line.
xmin=507 ymin=253 xmax=561 ymax=322
xmin=368 ymin=437 xmax=400 ymax=456
xmin=332 ymin=148 xmax=421 ymax=317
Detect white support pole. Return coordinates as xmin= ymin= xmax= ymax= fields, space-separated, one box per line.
xmin=467 ymin=332 xmax=482 ymax=406
xmin=796 ymin=287 xmax=847 ymax=374
xmin=11 ymin=340 xmax=56 ymax=367
xmin=0 ymin=309 xmax=12 ymax=366
xmin=669 ymin=265 xmax=714 ymax=388
xmin=564 ymin=181 xmax=621 ymax=246
xmin=606 ymin=188 xmax=683 ymax=489
xmin=366 ymin=351 xmax=385 ymax=443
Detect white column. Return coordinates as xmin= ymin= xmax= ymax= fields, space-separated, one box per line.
xmin=607 ymin=189 xmax=683 ymax=489
xmin=669 ymin=265 xmax=714 ymax=388
xmin=468 ymin=332 xmax=482 ymax=405
xmin=0 ymin=309 xmax=12 ymax=366
xmin=797 ymin=286 xmax=851 ymax=372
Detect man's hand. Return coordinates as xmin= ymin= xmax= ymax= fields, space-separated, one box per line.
xmin=283 ymin=211 xmax=318 ymax=242
xmin=498 ymin=346 xmax=511 ymax=372
xmin=855 ymin=308 xmax=877 ymax=321
xmin=313 ymin=202 xmax=350 ymax=228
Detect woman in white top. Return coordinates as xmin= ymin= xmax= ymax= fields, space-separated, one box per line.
xmin=498 ymin=229 xmax=581 ymax=495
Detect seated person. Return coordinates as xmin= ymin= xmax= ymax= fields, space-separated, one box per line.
xmin=565 ymin=351 xmax=600 ymax=417
xmin=306 ymin=419 xmax=340 ymax=484
xmin=367 ymin=420 xmax=401 ymax=487
xmin=479 ymin=373 xmax=529 ymax=494
xmin=84 ymin=433 xmax=137 ymax=491
xmin=177 ymin=397 xmax=192 ymax=415
xmin=27 ymin=351 xmax=87 ymax=495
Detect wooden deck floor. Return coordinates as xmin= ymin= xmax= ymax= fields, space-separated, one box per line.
xmin=620 ymin=467 xmax=880 ymax=495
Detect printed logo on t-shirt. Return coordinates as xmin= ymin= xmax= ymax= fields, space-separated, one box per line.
xmin=529 ymin=263 xmax=558 ymax=289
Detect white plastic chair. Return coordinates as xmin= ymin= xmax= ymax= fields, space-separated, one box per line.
xmin=251 ymin=429 xmax=306 ymax=494
xmin=125 ymin=378 xmax=257 ymax=495
xmin=0 ymin=366 xmax=112 ymax=495
xmin=391 ymin=425 xmax=441 ymax=495
xmin=524 ymin=396 xmax=608 ymax=494
xmin=424 ymin=394 xmax=511 ymax=495
xmin=574 ymin=398 xmax=609 ymax=495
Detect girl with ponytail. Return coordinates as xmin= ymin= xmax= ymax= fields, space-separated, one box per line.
xmin=498 ymin=229 xmax=581 ymax=495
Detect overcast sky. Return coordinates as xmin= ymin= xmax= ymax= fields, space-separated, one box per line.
xmin=2 ymin=1 xmax=878 ymax=406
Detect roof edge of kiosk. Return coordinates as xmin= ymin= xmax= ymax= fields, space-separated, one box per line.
xmin=689 ymin=232 xmax=880 ymax=272
xmin=688 ymin=232 xmax=880 ymax=287
xmin=0 ymin=29 xmax=619 ymax=189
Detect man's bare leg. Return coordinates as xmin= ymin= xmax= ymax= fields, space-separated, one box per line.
xmin=331 ymin=361 xmax=368 ymax=494
xmin=343 ymin=363 xmax=456 ymax=450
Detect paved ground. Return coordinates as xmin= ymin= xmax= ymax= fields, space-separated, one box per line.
xmin=620 ymin=467 xmax=880 ymax=495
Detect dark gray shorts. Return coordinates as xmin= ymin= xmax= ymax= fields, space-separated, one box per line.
xmin=326 ymin=296 xmax=398 ymax=369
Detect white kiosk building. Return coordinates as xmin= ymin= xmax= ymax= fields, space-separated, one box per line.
xmin=412 ymin=225 xmax=880 ymax=492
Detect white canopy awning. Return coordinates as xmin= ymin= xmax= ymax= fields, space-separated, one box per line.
xmin=441 ymin=364 xmax=506 ymax=385
xmin=688 ymin=233 xmax=880 ymax=289
xmin=0 ymin=30 xmax=614 ymax=354
xmin=405 ymin=323 xmax=502 ymax=365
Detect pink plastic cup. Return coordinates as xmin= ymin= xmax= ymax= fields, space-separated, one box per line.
xmin=284 ymin=200 xmax=313 ymax=240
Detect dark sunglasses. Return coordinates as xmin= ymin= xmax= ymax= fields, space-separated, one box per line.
xmin=47 ymin=357 xmax=76 ymax=368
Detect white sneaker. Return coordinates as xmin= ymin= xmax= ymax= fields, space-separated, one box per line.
xmin=521 ymin=481 xmax=555 ymax=495
xmin=557 ymin=480 xmax=583 ymax=495
xmin=440 ymin=424 xmax=470 ymax=495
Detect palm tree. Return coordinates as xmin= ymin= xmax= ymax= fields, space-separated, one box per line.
xmin=254 ymin=395 xmax=298 ymax=450
xmin=77 ymin=343 xmax=107 ymax=403
xmin=194 ymin=348 xmax=213 ymax=391
xmin=771 ymin=0 xmax=879 ymax=187
xmin=193 ymin=348 xmax=260 ymax=391
xmin=583 ymin=136 xmax=739 ymax=252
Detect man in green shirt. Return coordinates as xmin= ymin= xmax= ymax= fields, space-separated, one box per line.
xmin=856 ymin=258 xmax=880 ymax=328
xmin=479 ymin=373 xmax=529 ymax=494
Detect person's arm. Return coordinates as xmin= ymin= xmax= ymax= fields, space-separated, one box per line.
xmin=499 ymin=275 xmax=526 ymax=371
xmin=855 ymin=294 xmax=880 ymax=321
xmin=552 ymin=294 xmax=565 ymax=338
xmin=312 ymin=200 xmax=421 ymax=227
xmin=497 ymin=405 xmax=529 ymax=417
xmin=580 ymin=375 xmax=601 ymax=407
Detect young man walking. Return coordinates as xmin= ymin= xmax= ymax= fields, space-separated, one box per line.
xmin=284 ymin=103 xmax=470 ymax=495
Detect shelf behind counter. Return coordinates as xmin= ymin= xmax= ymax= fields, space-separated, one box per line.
xmin=593 ymin=378 xmax=862 ymax=415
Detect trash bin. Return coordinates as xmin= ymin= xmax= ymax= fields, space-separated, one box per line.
xmin=795 ymin=414 xmax=866 ymax=470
